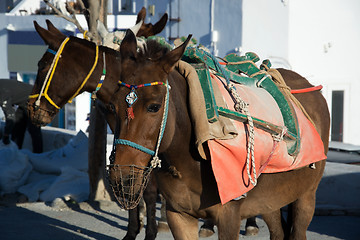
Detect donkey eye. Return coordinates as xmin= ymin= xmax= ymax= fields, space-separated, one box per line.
xmin=147 ymin=104 xmax=161 ymax=113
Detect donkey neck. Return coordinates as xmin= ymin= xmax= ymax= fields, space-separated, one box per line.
xmin=160 ymin=70 xmax=204 ymax=178
xmin=82 ymin=46 xmax=121 ymax=104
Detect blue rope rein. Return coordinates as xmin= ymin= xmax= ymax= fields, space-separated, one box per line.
xmin=114 ymin=139 xmax=155 ymax=156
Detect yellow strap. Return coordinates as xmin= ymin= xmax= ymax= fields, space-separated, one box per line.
xmin=83 ymin=30 xmax=89 ymax=40
xmin=29 ymin=37 xmax=70 ymax=109
xmin=43 ymin=38 xmax=70 ymax=108
xmin=68 ymin=44 xmax=99 ymax=102
xmin=29 ymin=39 xmax=99 ymax=109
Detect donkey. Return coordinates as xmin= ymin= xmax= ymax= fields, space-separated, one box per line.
xmin=97 ymin=7 xmax=168 ymax=51
xmin=29 ymin=19 xmax=261 ymax=238
xmin=28 ymin=18 xmax=167 ymax=240
xmin=107 ymin=30 xmax=330 ymax=239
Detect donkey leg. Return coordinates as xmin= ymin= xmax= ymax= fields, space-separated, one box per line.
xmin=158 ymin=194 xmax=170 ymax=232
xmin=289 ymin=191 xmax=316 ymax=240
xmin=143 ymin=177 xmax=158 ymax=240
xmin=138 ymin=198 xmax=146 ymax=230
xmin=244 ymin=216 xmax=259 ymax=236
xmin=199 ymin=219 xmax=215 ymax=237
xmin=217 ymin=206 xmax=242 ymax=240
xmin=166 ymin=210 xmax=199 ymax=240
xmin=123 ymin=207 xmax=140 ymax=240
xmin=262 ymin=210 xmax=284 ymax=240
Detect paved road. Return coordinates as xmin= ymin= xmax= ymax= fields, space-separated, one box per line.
xmin=1 ymin=199 xmax=360 ymax=240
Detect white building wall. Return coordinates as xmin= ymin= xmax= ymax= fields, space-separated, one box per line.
xmin=288 ymin=0 xmax=360 ymax=145
xmin=242 ymin=0 xmax=290 ymax=68
xmin=75 ymin=92 xmax=91 ymax=133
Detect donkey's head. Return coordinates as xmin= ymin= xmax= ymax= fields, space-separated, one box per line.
xmin=106 ymin=30 xmax=191 ymax=209
xmin=97 ymin=19 xmax=143 ymax=51
xmin=29 ymin=20 xmax=101 ymax=126
xmin=97 ymin=6 xmax=168 ymax=51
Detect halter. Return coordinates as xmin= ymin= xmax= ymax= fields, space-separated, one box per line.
xmin=111 ymin=79 xmax=170 ymax=168
xmin=118 ymin=80 xmax=168 ymax=120
xmin=29 ymin=37 xmax=101 ymax=109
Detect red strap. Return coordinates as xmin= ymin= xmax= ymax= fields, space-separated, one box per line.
xmin=291 ymin=85 xmax=323 ymax=94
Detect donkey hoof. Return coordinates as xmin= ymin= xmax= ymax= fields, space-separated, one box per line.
xmin=199 ymin=228 xmax=215 ymax=238
xmin=157 ymin=221 xmax=170 ymax=232
xmin=245 ymin=226 xmax=259 ymax=236
xmin=139 ymin=219 xmax=144 ymax=231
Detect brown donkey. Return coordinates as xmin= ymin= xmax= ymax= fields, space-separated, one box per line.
xmin=28 ymin=19 xmax=167 ymax=240
xmin=107 ymin=30 xmax=330 ymax=240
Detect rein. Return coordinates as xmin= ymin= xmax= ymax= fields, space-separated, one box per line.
xmin=29 ymin=37 xmax=101 ymax=109
xmin=111 ymin=80 xmax=170 ymax=169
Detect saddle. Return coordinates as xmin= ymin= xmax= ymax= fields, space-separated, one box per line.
xmin=182 ymin=48 xmax=300 ymax=156
xmin=177 ymin=48 xmax=326 ymax=204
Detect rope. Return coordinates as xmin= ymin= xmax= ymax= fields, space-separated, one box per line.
xmin=150 ymin=79 xmax=170 ymax=168
xmin=115 ymin=139 xmax=155 ymax=156
xmin=29 ymin=37 xmax=70 ymax=109
xmin=92 ymin=51 xmax=106 ymax=99
xmin=68 ymin=44 xmax=99 ymax=102
xmin=29 ymin=38 xmax=99 ymax=109
xmin=259 ymin=127 xmax=287 ymax=173
xmin=226 ymin=82 xmax=257 ymax=186
xmin=114 ymin=80 xmax=170 ymax=169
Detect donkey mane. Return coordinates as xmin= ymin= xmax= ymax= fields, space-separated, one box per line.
xmin=69 ymin=35 xmax=94 ymax=48
xmin=139 ymin=39 xmax=170 ymax=61
xmin=69 ymin=36 xmax=121 ymax=58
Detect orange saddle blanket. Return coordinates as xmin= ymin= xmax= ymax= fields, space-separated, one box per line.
xmin=207 ymin=75 xmax=327 ymax=204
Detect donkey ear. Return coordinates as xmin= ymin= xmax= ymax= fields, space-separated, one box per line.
xmin=129 ymin=20 xmax=143 ymax=36
xmin=97 ymin=19 xmax=109 ymax=39
xmin=151 ymin=13 xmax=168 ymax=35
xmin=45 ymin=19 xmax=65 ymax=38
xmin=160 ymin=34 xmax=192 ymax=73
xmin=120 ymin=29 xmax=138 ymax=60
xmin=136 ymin=7 xmax=146 ymax=24
xmin=137 ymin=13 xmax=168 ymax=37
xmin=34 ymin=21 xmax=64 ymax=49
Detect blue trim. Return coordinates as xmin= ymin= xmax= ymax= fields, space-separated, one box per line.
xmin=115 ymin=139 xmax=155 ymax=156
xmin=47 ymin=48 xmax=57 ymax=55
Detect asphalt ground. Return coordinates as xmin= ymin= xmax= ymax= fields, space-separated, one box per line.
xmin=1 ymin=196 xmax=360 ymax=240
xmin=1 ymin=147 xmax=359 ymax=240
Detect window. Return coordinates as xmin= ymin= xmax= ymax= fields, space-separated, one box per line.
xmin=331 ymin=90 xmax=344 ymax=142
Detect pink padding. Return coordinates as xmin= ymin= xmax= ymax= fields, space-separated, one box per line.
xmin=208 ymin=76 xmax=326 ymax=204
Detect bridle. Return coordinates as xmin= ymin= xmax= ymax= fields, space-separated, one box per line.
xmin=29 ymin=37 xmax=102 ymax=111
xmin=109 ymin=79 xmax=170 ymax=169
xmin=106 ymin=79 xmax=170 ymax=209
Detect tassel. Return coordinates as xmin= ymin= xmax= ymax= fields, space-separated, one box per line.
xmin=127 ymin=107 xmax=135 ymax=120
